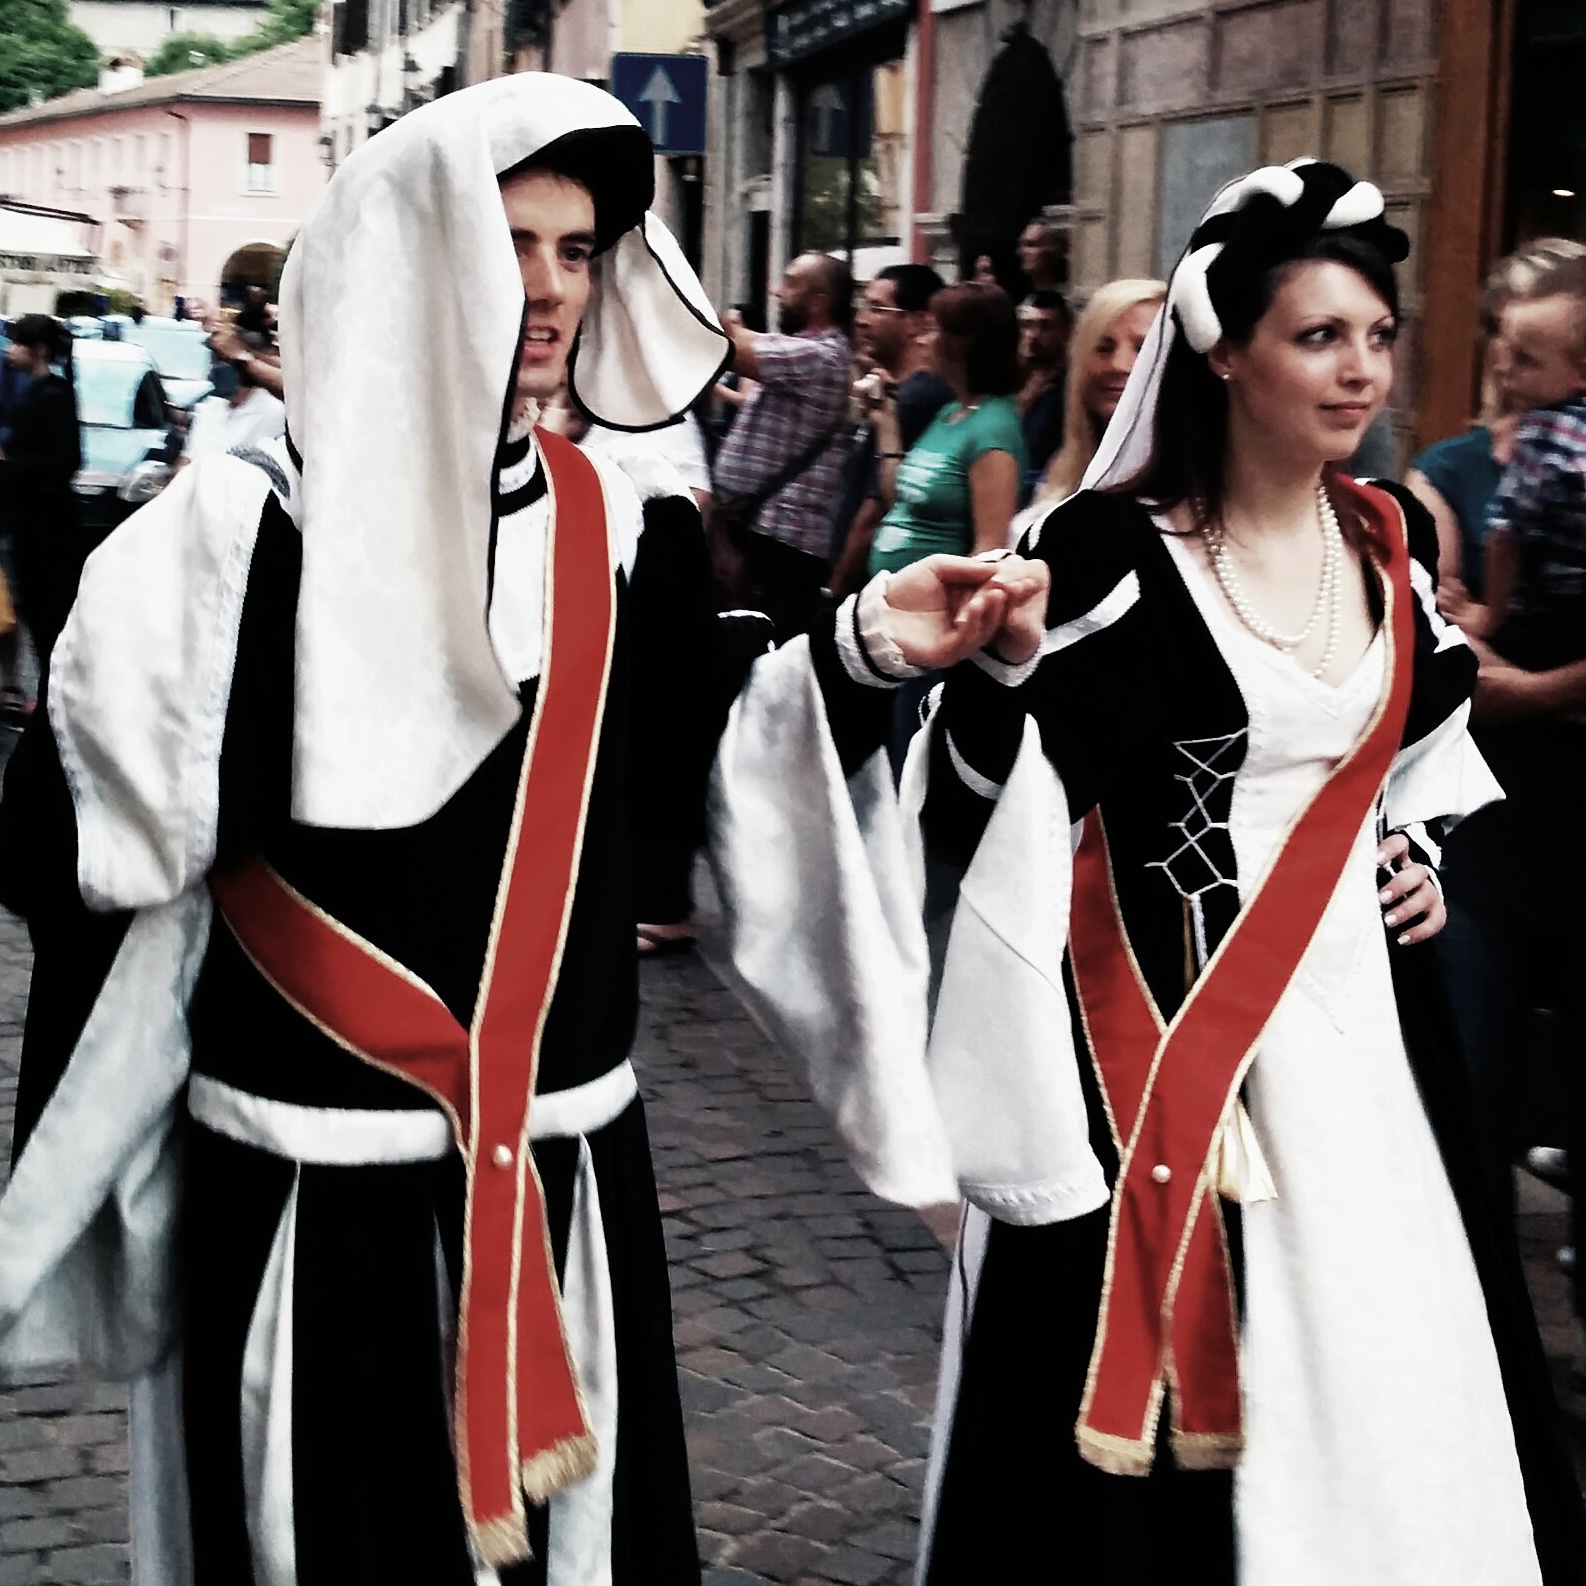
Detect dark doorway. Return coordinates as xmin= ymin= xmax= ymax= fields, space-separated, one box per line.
xmin=955 ymin=24 xmax=1072 ymax=292
xmin=747 ymin=210 xmax=771 ymax=332
xmin=1506 ymin=0 xmax=1586 ymax=247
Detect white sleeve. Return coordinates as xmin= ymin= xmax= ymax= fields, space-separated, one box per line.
xmin=711 ymin=640 xmax=1107 ymax=1223
xmin=50 ymin=456 xmax=275 ymax=910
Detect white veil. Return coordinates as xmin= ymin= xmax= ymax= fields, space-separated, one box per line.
xmin=278 ymin=74 xmax=729 ymax=829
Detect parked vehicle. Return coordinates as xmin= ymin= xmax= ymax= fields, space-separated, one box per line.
xmin=118 ymin=315 xmax=214 ymax=410
xmin=71 ymin=341 xmax=179 ymax=540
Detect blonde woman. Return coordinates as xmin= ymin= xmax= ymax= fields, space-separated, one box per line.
xmin=1013 ymin=278 xmax=1165 ymax=536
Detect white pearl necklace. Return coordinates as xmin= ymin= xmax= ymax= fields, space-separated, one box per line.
xmin=1202 ymin=483 xmax=1344 ymax=680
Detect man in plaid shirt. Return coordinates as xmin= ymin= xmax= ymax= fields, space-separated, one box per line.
xmin=716 ymin=252 xmax=853 ymax=639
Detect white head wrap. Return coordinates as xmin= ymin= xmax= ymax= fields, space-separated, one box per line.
xmin=278 ymin=73 xmax=728 ymax=828
xmin=1075 ymin=158 xmax=1400 ymax=503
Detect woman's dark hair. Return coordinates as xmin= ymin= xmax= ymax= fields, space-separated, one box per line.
xmin=1118 ymin=231 xmax=1399 ymax=547
xmin=930 ymin=282 xmax=1021 ymax=397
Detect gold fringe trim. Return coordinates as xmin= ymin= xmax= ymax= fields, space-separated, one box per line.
xmin=1075 ymin=1424 xmax=1154 ymax=1478
xmin=1171 ymin=1428 xmax=1244 ymax=1471
xmin=520 ymin=1431 xmax=599 ymax=1505
xmin=471 ymin=1511 xmax=533 ymax=1571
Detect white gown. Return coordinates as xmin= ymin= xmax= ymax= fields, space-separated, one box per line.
xmin=1163 ymin=534 xmax=1542 ymax=1584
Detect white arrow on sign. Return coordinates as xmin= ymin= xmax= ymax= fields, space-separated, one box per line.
xmin=810 ymin=82 xmax=844 ymax=152
xmin=639 ymin=64 xmax=683 ymax=148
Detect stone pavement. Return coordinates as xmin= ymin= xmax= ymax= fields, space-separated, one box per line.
xmin=641 ymin=950 xmax=946 ymax=1586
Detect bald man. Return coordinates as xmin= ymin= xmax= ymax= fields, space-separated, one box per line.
xmin=715 ymin=251 xmax=854 ymax=640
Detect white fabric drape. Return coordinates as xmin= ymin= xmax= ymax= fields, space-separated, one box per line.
xmin=710 ymin=639 xmax=1109 ymax=1222
xmin=240 ymin=1171 xmax=301 ymax=1586
xmin=278 ymin=73 xmax=725 ymax=830
xmin=546 ymin=1139 xmax=620 ymax=1586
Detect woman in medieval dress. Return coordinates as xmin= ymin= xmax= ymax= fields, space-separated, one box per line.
xmin=712 ymin=160 xmax=1585 ymax=1582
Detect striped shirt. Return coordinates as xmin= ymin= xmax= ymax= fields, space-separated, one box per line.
xmin=713 ymin=327 xmax=850 ymax=558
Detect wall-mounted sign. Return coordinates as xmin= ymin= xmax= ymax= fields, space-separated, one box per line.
xmin=610 ymin=53 xmax=709 ymax=157
xmin=0 ymin=253 xmax=93 ymax=276
xmin=767 ymin=0 xmax=911 ymax=69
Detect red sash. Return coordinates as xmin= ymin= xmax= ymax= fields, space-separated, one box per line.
xmin=1068 ymin=479 xmax=1414 ymax=1474
xmin=208 ymin=428 xmax=615 ymax=1568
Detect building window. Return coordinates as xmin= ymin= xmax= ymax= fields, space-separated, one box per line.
xmin=338 ymin=0 xmax=369 ymax=55
xmin=246 ymin=132 xmax=275 ymax=192
xmin=795 ymin=57 xmax=909 ymax=264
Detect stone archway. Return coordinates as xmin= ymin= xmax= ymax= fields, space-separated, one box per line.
xmin=955 ymin=25 xmax=1072 ymax=291
xmin=220 ymin=241 xmax=287 ymax=302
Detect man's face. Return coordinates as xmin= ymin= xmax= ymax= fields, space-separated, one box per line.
xmin=776 ymin=256 xmax=823 ymax=335
xmin=855 ymin=278 xmax=907 ymax=368
xmin=1017 ymin=224 xmax=1062 ymax=282
xmin=498 ymin=168 xmax=598 ymax=409
xmin=1018 ymin=307 xmax=1070 ymax=374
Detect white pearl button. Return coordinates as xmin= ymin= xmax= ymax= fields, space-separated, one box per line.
xmin=1150 ymin=1163 xmax=1172 ymax=1184
xmin=491 ymin=1144 xmax=514 ymax=1169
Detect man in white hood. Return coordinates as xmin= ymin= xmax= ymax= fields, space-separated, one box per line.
xmin=0 ymin=75 xmax=742 ymax=1586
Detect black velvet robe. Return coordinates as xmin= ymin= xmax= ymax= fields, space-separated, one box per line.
xmin=0 ymin=456 xmax=762 ymax=1585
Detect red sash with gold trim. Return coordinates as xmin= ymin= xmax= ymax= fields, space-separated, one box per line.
xmin=1068 ymin=479 xmax=1414 ymax=1475
xmin=208 ymin=428 xmax=614 ymax=1568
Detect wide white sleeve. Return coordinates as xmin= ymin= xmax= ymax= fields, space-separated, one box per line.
xmin=0 ymin=893 xmax=211 ymax=1376
xmin=1383 ymin=556 xmax=1504 ymax=841
xmin=709 ymin=639 xmax=1108 ymax=1223
xmin=49 ymin=455 xmax=275 ymax=911
xmin=920 ymin=714 xmax=1110 ymax=1224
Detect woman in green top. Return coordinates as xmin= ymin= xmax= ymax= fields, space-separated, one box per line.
xmin=868 ymin=283 xmax=1028 ymax=577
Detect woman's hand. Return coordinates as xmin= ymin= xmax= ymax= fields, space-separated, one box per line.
xmin=884 ymin=555 xmax=1010 ymax=668
xmin=1436 ymin=575 xmax=1491 ymax=639
xmin=1377 ymin=830 xmax=1445 ymax=946
xmin=882 ymin=554 xmax=1049 ymax=670
xmin=986 ymin=557 xmax=1051 ymax=664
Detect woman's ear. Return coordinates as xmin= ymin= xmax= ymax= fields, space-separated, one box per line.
xmin=1205 ymin=341 xmax=1236 ymax=383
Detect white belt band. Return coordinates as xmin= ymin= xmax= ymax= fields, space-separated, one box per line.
xmin=531 ymin=1060 xmax=639 ymax=1141
xmin=188 ymin=1060 xmax=639 ymax=1167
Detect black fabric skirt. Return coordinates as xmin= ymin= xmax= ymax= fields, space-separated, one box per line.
xmin=181 ymin=1095 xmax=699 ymax=1586
xmin=923 ymin=1208 xmax=1237 ymax=1586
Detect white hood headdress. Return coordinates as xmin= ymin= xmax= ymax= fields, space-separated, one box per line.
xmin=1074 ymin=158 xmax=1407 ymax=504
xmin=278 ymin=73 xmax=729 ymax=829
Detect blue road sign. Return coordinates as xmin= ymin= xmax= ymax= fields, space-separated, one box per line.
xmin=610 ymin=53 xmax=709 ymax=157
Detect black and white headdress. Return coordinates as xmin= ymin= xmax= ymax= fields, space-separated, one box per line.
xmin=1078 ymin=159 xmax=1409 ymax=498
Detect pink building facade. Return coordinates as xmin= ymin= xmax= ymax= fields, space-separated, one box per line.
xmin=0 ymin=37 xmax=325 ymax=310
